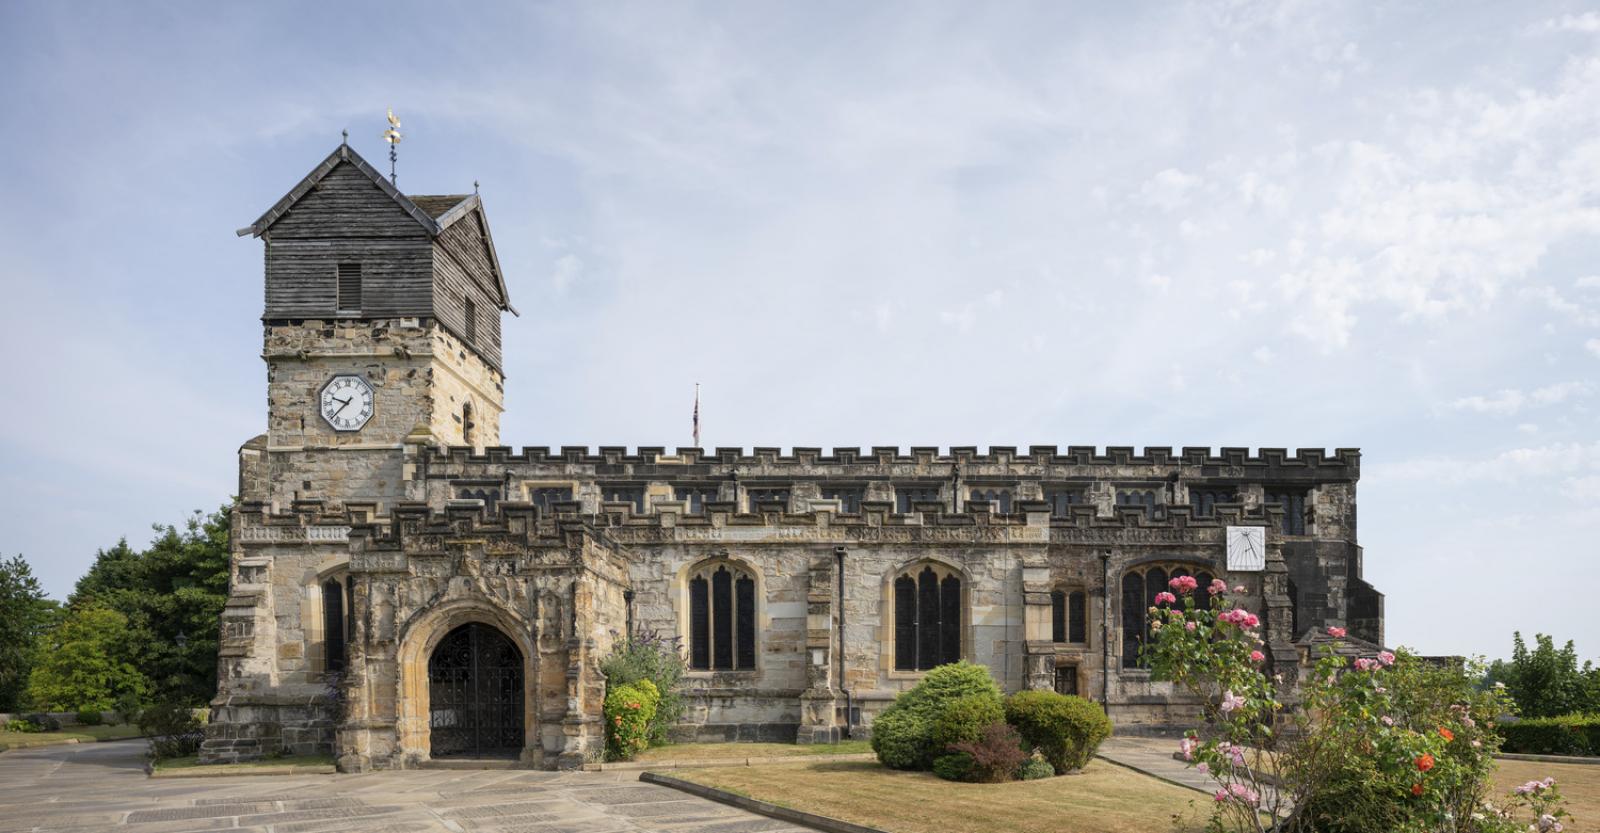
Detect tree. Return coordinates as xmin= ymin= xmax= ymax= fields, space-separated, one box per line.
xmin=26 ymin=605 xmax=146 ymax=711
xmin=0 ymin=554 xmax=59 ymax=711
xmin=1486 ymin=632 xmax=1599 ymax=718
xmin=71 ymin=508 xmax=231 ymax=706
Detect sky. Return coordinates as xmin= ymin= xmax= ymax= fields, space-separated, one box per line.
xmin=0 ymin=0 xmax=1597 ymax=661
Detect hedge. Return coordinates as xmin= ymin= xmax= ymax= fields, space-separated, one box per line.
xmin=1499 ymin=714 xmax=1600 ymax=757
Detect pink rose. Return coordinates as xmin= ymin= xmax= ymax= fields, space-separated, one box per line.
xmin=1154 ymin=591 xmax=1177 ymax=605
xmin=1233 ymin=585 xmax=1246 ymax=593
xmin=1185 ymin=621 xmax=1197 ymax=632
xmin=1250 ymin=650 xmax=1265 ymax=662
xmin=1381 ymin=716 xmax=1394 ymax=727
xmin=1220 ymin=690 xmax=1246 ymax=713
xmin=1197 ymin=762 xmax=1209 ymax=773
xmin=1377 ymin=650 xmax=1395 ymax=666
xmin=1354 ymin=658 xmax=1377 ymax=671
xmin=1244 ymin=614 xmax=1259 ymax=629
xmin=1207 ymin=578 xmax=1228 ymax=595
xmin=1169 ymin=575 xmax=1199 ymax=594
xmin=1327 ymin=626 xmax=1347 ymax=638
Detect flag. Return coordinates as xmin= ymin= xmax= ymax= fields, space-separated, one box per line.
xmin=692 ymin=383 xmax=701 ymax=447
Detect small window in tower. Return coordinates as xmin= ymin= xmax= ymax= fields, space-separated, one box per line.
xmin=336 ymin=263 xmax=362 ymax=314
xmin=463 ymin=297 xmax=477 ymax=345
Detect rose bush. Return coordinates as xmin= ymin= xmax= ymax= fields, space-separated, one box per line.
xmin=1145 ymin=577 xmax=1570 ymax=833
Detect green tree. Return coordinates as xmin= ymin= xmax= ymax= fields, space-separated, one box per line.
xmin=0 ymin=554 xmax=60 ymax=710
xmin=72 ymin=508 xmax=231 ymax=706
xmin=1487 ymin=632 xmax=1598 ymax=718
xmin=26 ymin=605 xmax=146 ymax=711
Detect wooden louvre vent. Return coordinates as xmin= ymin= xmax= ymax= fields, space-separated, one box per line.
xmin=336 ymin=263 xmax=362 ymax=313
xmin=463 ymin=297 xmax=477 ymax=344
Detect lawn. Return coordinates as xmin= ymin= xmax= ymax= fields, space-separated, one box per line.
xmin=634 ymin=740 xmax=872 ymax=762
xmin=1493 ymin=759 xmax=1600 ymax=833
xmin=152 ymin=753 xmax=335 ymax=773
xmin=0 ymin=723 xmax=144 ymax=750
xmin=669 ymin=759 xmax=1209 ymax=833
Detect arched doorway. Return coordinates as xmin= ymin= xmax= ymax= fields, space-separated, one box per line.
xmin=427 ymin=622 xmax=524 ymax=758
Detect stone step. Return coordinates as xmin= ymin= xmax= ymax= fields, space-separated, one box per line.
xmin=418 ymin=757 xmax=526 ymax=770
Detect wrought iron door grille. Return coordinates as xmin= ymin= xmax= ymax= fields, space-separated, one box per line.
xmin=427 ymin=623 xmax=524 ymax=757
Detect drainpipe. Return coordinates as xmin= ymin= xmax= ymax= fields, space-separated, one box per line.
xmin=835 ymin=546 xmax=853 ymax=738
xmin=1100 ymin=552 xmax=1111 ymax=706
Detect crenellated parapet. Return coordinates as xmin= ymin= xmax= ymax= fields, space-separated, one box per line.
xmin=422 ymin=444 xmax=1359 ymax=474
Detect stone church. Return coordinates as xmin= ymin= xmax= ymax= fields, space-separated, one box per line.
xmin=200 ymin=142 xmax=1384 ymax=771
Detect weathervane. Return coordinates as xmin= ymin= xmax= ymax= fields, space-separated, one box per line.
xmin=382 ymin=108 xmax=403 ymax=185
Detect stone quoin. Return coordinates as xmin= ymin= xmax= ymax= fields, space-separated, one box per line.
xmin=200 ymin=142 xmax=1385 ymax=771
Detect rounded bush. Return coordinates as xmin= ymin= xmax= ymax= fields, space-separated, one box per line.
xmin=1018 ymin=756 xmax=1056 ymax=780
xmin=931 ymin=693 xmax=1005 ymax=753
xmin=1003 ymin=690 xmax=1113 ymax=774
xmin=22 ymin=712 xmax=61 ymax=732
xmin=932 ymin=751 xmax=975 ymax=782
xmin=75 ymin=709 xmax=104 ymax=726
xmin=870 ymin=707 xmax=932 ymax=770
xmin=603 ymin=678 xmax=660 ymax=761
xmin=871 ymin=662 xmax=1004 ymax=770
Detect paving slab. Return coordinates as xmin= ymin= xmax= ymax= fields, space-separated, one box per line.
xmin=0 ymin=740 xmax=812 ymax=833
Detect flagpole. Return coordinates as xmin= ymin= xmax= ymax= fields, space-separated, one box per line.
xmin=692 ymin=383 xmax=701 ymax=448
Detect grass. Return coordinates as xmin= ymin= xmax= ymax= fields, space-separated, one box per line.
xmin=670 ymin=759 xmax=1209 ymax=833
xmin=1493 ymin=759 xmax=1600 ymax=833
xmin=153 ymin=753 xmax=334 ymax=772
xmin=0 ymin=723 xmax=144 ymax=750
xmin=633 ymin=740 xmax=873 ymax=762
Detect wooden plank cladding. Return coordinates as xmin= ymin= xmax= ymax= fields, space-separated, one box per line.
xmin=247 ymin=144 xmax=512 ymax=372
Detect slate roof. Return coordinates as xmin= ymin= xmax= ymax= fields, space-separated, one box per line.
xmin=410 ymin=194 xmax=472 ymax=219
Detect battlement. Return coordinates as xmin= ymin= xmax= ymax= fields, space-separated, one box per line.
xmin=421 ymin=444 xmax=1358 ymax=469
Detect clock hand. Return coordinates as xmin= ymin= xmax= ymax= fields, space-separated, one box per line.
xmin=333 ymin=397 xmax=352 ymax=415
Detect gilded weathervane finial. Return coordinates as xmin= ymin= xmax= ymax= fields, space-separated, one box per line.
xmin=382 ymin=108 xmax=403 ymax=185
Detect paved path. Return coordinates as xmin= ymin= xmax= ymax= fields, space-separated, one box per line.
xmin=0 ymin=740 xmax=813 ymax=833
xmin=1099 ymin=737 xmax=1286 ymax=810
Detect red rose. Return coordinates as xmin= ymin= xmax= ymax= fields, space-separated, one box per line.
xmin=1438 ymin=727 xmax=1454 ymax=742
xmin=1412 ymin=783 xmax=1424 ymax=796
xmin=1415 ymin=754 xmax=1435 ymax=772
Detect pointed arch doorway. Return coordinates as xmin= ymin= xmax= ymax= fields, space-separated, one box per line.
xmin=427 ymin=622 xmax=524 ymax=758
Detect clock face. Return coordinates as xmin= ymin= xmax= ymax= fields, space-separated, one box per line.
xmin=319 ymin=375 xmax=375 ymax=432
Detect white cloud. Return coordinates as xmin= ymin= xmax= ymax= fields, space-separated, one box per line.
xmin=1588 ymin=338 xmax=1600 ymax=358
xmin=551 ymin=253 xmax=583 ymax=294
xmin=1370 ymin=441 xmax=1600 ymax=486
xmin=1542 ymin=12 xmax=1600 ymax=33
xmin=1138 ymin=168 xmax=1202 ymax=211
xmin=1446 ymin=381 xmax=1591 ymax=415
xmin=1576 ymin=275 xmax=1600 ymax=290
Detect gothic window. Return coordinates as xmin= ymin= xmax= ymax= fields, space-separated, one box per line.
xmin=746 ymin=488 xmax=790 ymax=511
xmin=1044 ymin=488 xmax=1086 ymax=518
xmin=463 ymin=297 xmax=478 ymax=345
xmin=601 ymin=485 xmax=646 ymax=513
xmin=336 ymin=263 xmax=361 ymax=314
xmin=1189 ymin=488 xmax=1235 ymax=517
xmin=968 ymin=487 xmax=1013 ymax=513
xmin=455 ymin=486 xmax=500 ymax=511
xmin=1265 ymin=489 xmax=1308 ymax=535
xmin=1116 ymin=488 xmax=1159 ymax=518
xmin=893 ymin=563 xmax=963 ymax=671
xmin=322 ymin=577 xmax=346 ymax=672
xmin=1121 ymin=563 xmax=1215 ymax=667
xmin=528 ymin=486 xmax=572 ymax=512
xmin=820 ymin=486 xmax=865 ymax=513
xmin=1069 ymin=590 xmax=1087 ymax=643
xmin=895 ymin=486 xmax=941 ymax=514
xmin=674 ymin=484 xmax=721 ymax=513
xmin=687 ymin=562 xmax=757 ymax=671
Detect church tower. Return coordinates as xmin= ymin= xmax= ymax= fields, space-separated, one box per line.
xmin=238 ymin=142 xmax=514 ymax=509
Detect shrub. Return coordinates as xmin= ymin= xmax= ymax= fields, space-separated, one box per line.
xmin=75 ymin=709 xmax=104 ymax=726
xmin=949 ymin=722 xmax=1028 ymax=783
xmin=600 ymin=632 xmax=685 ymax=746
xmin=138 ymin=701 xmax=204 ymax=761
xmin=602 ymin=679 xmax=659 ymax=761
xmin=1499 ymin=714 xmax=1600 ymax=756
xmin=931 ymin=693 xmax=1005 ymax=754
xmin=869 ymin=707 xmax=932 ymax=770
xmin=931 ymin=751 xmax=975 ymax=781
xmin=1018 ymin=755 xmax=1056 ymax=780
xmin=5 ymin=719 xmax=41 ymax=733
xmin=22 ymin=712 xmax=61 ymax=731
xmin=1004 ymin=690 xmax=1113 ymax=773
xmin=871 ymin=662 xmax=1003 ymax=770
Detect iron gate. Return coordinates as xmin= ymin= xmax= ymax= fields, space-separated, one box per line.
xmin=427 ymin=622 xmax=524 ymax=757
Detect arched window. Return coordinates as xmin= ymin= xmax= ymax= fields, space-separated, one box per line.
xmin=1121 ymin=563 xmax=1213 ymax=668
xmin=893 ymin=563 xmax=962 ymax=671
xmin=969 ymin=488 xmax=1013 ymax=513
xmin=462 ymin=402 xmax=476 ymax=447
xmin=1116 ymin=488 xmax=1159 ymax=518
xmin=687 ymin=562 xmax=756 ymax=671
xmin=322 ymin=577 xmax=346 ymax=672
xmin=1050 ymin=589 xmax=1088 ymax=644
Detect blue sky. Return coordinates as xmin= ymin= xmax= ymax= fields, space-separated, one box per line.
xmin=1 ymin=1 xmax=1597 ymax=660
